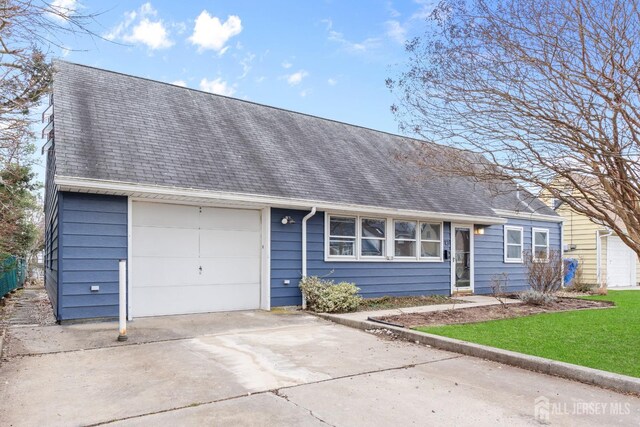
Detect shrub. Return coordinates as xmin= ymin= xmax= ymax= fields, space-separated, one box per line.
xmin=566 ymin=281 xmax=595 ymax=293
xmin=299 ymin=276 xmax=362 ymax=313
xmin=519 ymin=289 xmax=556 ymax=306
xmin=524 ymin=249 xmax=563 ymax=295
xmin=490 ymin=272 xmax=510 ymax=308
xmin=592 ymin=286 xmax=608 ymax=296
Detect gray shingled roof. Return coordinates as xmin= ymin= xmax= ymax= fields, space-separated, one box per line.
xmin=51 ymin=61 xmax=557 ymax=218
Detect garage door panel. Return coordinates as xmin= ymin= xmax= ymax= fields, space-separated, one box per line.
xmin=132 ymin=257 xmax=200 ymax=287
xmin=198 ymin=258 xmax=260 ymax=285
xmin=132 ymin=283 xmax=261 ymax=317
xmin=132 ymin=202 xmax=262 ymax=317
xmin=200 ymin=207 xmax=260 ymax=231
xmin=133 ymin=202 xmax=199 ymax=228
xmin=199 ymin=230 xmax=261 ymax=258
xmin=132 ymin=226 xmax=199 ymax=258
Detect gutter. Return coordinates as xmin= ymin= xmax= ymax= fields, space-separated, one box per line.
xmin=54 ymin=175 xmax=508 ymax=225
xmin=301 ymin=207 xmax=317 ymax=310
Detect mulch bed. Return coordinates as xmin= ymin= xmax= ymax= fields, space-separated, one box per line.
xmin=376 ymin=297 xmax=615 ymax=328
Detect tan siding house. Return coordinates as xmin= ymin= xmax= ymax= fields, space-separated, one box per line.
xmin=558 ymin=204 xmax=638 ymax=287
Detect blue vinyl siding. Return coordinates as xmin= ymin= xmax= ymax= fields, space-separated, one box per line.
xmin=270 ymin=208 xmax=562 ymax=306
xmin=58 ymin=192 xmax=127 ymax=320
xmin=270 ymin=208 xmax=451 ymax=307
xmin=43 ymin=145 xmax=59 ymax=318
xmin=474 ymin=218 xmax=562 ymax=294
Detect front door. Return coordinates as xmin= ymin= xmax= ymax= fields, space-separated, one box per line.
xmin=451 ymin=224 xmax=474 ymax=293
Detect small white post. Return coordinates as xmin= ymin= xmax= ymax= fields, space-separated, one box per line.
xmin=117 ymin=259 xmax=128 ymax=341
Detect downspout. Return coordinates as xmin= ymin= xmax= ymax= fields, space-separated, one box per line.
xmin=596 ymin=229 xmax=613 ymax=288
xmin=301 ymin=207 xmax=317 ymax=309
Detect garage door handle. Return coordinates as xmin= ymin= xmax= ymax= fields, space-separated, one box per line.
xmin=199 ymin=266 xmax=202 ymax=274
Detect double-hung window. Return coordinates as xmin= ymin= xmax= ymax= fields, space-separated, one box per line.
xmin=532 ymin=228 xmax=550 ymax=261
xmin=394 ymin=220 xmax=417 ymax=257
xmin=420 ymin=223 xmax=441 ymax=258
xmin=361 ymin=218 xmax=386 ymax=257
xmin=328 ymin=216 xmax=356 ymax=257
xmin=504 ymin=226 xmax=523 ymax=263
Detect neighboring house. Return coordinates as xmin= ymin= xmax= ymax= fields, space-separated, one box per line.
xmin=556 ymin=202 xmax=638 ymax=288
xmin=43 ymin=61 xmax=563 ymax=321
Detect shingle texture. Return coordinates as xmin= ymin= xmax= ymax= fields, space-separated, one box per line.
xmin=52 ymin=61 xmax=557 ymax=218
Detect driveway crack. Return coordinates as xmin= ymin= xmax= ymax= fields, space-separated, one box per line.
xmin=88 ymin=355 xmax=461 ymax=426
xmin=272 ymin=389 xmax=336 ymax=426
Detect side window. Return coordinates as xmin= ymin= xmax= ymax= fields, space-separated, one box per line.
xmin=532 ymin=228 xmax=549 ymax=261
xmin=504 ymin=226 xmax=523 ymax=263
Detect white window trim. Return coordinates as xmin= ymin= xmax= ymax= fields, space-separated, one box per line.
xmin=504 ymin=225 xmax=524 ymax=263
xmin=327 ymin=215 xmax=358 ymax=259
xmin=324 ymin=212 xmax=443 ymax=262
xmin=532 ymin=227 xmax=550 ymax=262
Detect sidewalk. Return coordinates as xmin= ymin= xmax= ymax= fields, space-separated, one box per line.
xmin=330 ymin=295 xmax=520 ymax=322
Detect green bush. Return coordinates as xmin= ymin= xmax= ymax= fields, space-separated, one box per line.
xmin=299 ymin=276 xmax=362 ymax=313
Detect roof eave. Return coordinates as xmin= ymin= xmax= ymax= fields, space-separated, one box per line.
xmin=54 ymin=175 xmax=508 ymax=225
xmin=493 ymin=208 xmax=564 ymax=223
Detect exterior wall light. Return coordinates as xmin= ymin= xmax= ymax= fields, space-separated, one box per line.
xmin=474 ymin=225 xmax=486 ymax=235
xmin=281 ymin=215 xmax=296 ymax=225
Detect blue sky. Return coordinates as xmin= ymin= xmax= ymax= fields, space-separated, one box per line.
xmin=35 ymin=0 xmax=436 ymax=182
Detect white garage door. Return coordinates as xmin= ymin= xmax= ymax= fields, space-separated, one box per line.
xmin=131 ymin=202 xmax=261 ymax=317
xmin=607 ymin=236 xmax=637 ymax=288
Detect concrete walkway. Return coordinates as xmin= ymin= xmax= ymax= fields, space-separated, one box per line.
xmin=332 ymin=295 xmax=519 ymax=322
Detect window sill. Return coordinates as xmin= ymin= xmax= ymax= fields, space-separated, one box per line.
xmin=325 ymin=256 xmax=444 ymax=263
xmin=504 ymin=259 xmax=524 ymax=264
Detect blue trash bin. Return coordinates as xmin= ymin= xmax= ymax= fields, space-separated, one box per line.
xmin=564 ymin=258 xmax=579 ymax=286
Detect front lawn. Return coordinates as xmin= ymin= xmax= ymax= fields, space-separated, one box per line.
xmin=417 ymin=291 xmax=640 ymax=378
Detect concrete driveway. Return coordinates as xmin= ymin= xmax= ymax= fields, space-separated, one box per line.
xmin=1 ymin=310 xmax=639 ymax=426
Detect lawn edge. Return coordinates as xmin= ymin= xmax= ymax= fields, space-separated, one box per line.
xmin=316 ymin=313 xmax=640 ymax=396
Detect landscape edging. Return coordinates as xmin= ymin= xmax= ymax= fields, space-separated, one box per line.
xmin=317 ymin=313 xmax=640 ymax=396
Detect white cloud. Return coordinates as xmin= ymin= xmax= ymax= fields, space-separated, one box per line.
xmin=124 ymin=19 xmax=173 ymax=49
xmin=300 ymin=89 xmax=312 ymax=97
xmin=327 ymin=29 xmax=381 ymax=53
xmin=239 ymin=52 xmax=255 ymax=78
xmin=105 ymin=3 xmax=173 ymax=50
xmin=171 ymin=80 xmax=187 ymax=87
xmin=189 ymin=11 xmax=242 ymax=52
xmin=49 ymin=0 xmax=76 ymax=20
xmin=386 ymin=1 xmax=401 ymax=18
xmin=255 ymin=76 xmax=266 ymax=84
xmin=411 ymin=0 xmax=437 ymax=20
xmin=385 ymin=20 xmax=406 ymax=44
xmin=286 ymin=70 xmax=308 ymax=86
xmin=327 ymin=78 xmax=337 ymax=86
xmin=281 ymin=60 xmax=293 ymax=69
xmin=199 ymin=78 xmax=236 ymax=96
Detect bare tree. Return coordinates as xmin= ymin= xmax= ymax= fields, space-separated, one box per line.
xmin=388 ymin=0 xmax=640 ymax=256
xmin=0 ymin=1 xmax=99 ymax=259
